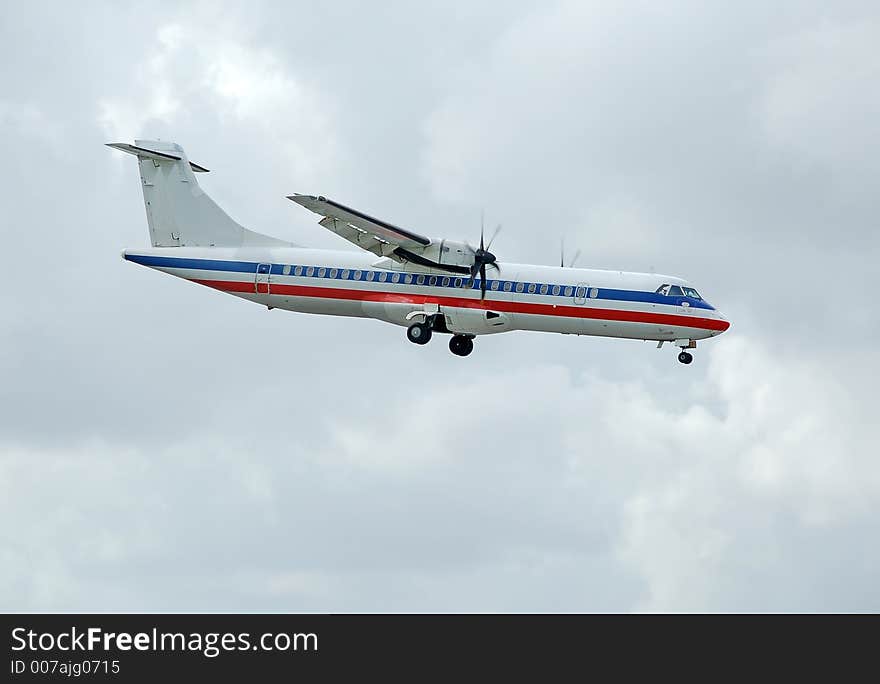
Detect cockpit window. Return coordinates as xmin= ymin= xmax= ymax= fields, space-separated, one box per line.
xmin=682 ymin=287 xmax=702 ymax=300
xmin=655 ymin=284 xmax=670 ymax=296
xmin=667 ymin=285 xmax=684 ymax=296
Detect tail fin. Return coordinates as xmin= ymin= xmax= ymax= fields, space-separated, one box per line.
xmin=107 ymin=140 xmax=291 ymax=248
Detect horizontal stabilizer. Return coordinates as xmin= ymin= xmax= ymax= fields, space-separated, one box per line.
xmin=106 ymin=142 xmax=210 ymax=173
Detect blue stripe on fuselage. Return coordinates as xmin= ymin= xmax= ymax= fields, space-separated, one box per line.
xmin=123 ymin=253 xmax=715 ymax=310
xmin=594 ymin=288 xmax=714 ymax=310
xmin=125 ymin=253 xmax=259 ymax=273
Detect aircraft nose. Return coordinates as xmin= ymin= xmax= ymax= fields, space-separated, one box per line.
xmin=715 ymin=311 xmax=731 ymax=333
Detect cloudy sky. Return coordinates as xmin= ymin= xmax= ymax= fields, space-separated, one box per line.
xmin=2 ymin=0 xmax=878 ymax=611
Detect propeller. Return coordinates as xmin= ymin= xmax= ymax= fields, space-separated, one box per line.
xmin=560 ymin=238 xmax=581 ymax=268
xmin=465 ymin=218 xmax=501 ymax=300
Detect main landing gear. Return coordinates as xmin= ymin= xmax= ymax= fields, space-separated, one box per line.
xmin=677 ymin=351 xmax=693 ymax=365
xmin=449 ymin=335 xmax=474 ymax=357
xmin=406 ymin=321 xmax=432 ymax=345
xmin=406 ymin=319 xmax=474 ymax=357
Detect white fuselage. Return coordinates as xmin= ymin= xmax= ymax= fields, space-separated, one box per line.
xmin=123 ymin=246 xmax=730 ymax=342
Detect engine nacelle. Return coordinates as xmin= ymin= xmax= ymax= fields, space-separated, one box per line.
xmin=442 ymin=306 xmax=511 ymax=335
xmin=413 ymin=239 xmax=474 ymax=270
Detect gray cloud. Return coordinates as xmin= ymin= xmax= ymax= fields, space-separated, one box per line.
xmin=1 ymin=0 xmax=878 ymax=611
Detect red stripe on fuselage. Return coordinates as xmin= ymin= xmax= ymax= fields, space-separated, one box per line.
xmin=191 ymin=278 xmax=730 ymax=332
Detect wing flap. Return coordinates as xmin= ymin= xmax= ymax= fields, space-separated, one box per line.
xmin=317 ymin=216 xmax=397 ymax=257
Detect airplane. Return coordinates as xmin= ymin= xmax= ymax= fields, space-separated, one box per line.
xmin=108 ymin=140 xmax=730 ymax=364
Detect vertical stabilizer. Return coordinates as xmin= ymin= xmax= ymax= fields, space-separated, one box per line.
xmin=107 ymin=140 xmax=291 ymax=248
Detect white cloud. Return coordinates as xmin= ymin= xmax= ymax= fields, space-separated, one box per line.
xmin=758 ymin=19 xmax=880 ymax=176
xmin=1 ymin=330 xmax=878 ymax=611
xmin=99 ymin=20 xmax=339 ymax=179
xmin=0 ymin=100 xmax=65 ymax=145
xmin=97 ymin=24 xmax=185 ymax=141
xmin=616 ymin=335 xmax=880 ymax=610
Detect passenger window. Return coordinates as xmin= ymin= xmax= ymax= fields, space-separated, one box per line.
xmin=454 ymin=278 xmax=463 ymax=288
xmin=589 ymin=288 xmax=598 ymax=298
xmin=341 ymin=269 xmax=350 ymax=279
xmin=515 ymin=282 xmax=524 ymax=293
xmin=391 ymin=273 xmax=400 ymax=283
xmin=416 ymin=274 xmax=425 ymax=285
xmin=294 ymin=265 xmax=303 ymax=276
xmin=564 ymin=286 xmax=574 ymax=297
xmin=575 ymin=286 xmax=586 ymax=298
xmin=442 ymin=276 xmax=450 ymax=287
xmin=282 ymin=265 xmax=291 ymax=276
xmin=503 ymin=281 xmax=512 ymax=292
xmin=527 ymin=283 xmax=536 ymax=294
xmin=403 ymin=274 xmax=412 ymax=284
xmin=367 ymin=271 xmax=375 ymax=281
xmin=306 ymin=266 xmax=315 ymax=277
xmin=539 ymin=284 xmax=548 ymax=295
xmin=491 ymin=280 xmax=500 ymax=291
xmin=353 ymin=270 xmax=362 ymax=280
xmin=429 ymin=276 xmax=437 ymax=286
xmin=329 ymin=268 xmax=337 ymax=278
xmin=379 ymin=271 xmax=387 ymax=282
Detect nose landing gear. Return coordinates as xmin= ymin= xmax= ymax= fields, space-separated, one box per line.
xmin=665 ymin=339 xmax=696 ymax=365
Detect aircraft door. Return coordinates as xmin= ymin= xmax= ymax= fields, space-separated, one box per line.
xmin=574 ymin=282 xmax=589 ymax=305
xmin=255 ymin=263 xmax=272 ymax=294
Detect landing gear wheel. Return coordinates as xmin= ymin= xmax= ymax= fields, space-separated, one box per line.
xmin=449 ymin=335 xmax=474 ymax=357
xmin=678 ymin=351 xmax=693 ymax=365
xmin=407 ymin=321 xmax=432 ymax=345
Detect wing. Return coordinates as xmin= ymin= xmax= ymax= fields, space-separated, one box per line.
xmin=288 ymin=194 xmax=431 ymax=258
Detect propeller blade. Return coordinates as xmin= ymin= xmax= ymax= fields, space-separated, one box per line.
xmin=467 ymin=214 xmax=501 ymax=295
xmin=467 ymin=261 xmax=480 ymax=288
xmin=486 ymin=224 xmax=502 ymax=251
